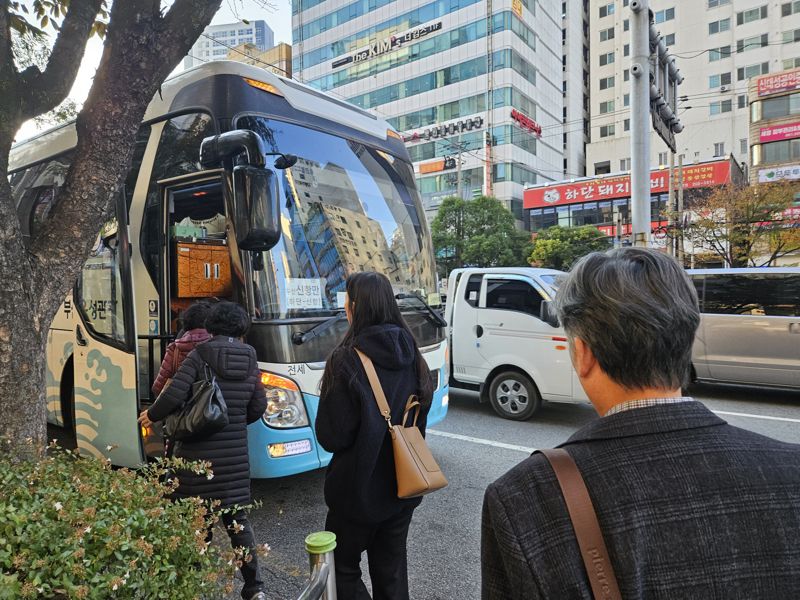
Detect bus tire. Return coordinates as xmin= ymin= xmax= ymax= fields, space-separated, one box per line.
xmin=59 ymin=358 xmax=77 ymax=450
xmin=488 ymin=370 xmax=541 ymax=421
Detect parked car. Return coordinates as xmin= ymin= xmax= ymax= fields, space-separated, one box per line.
xmin=687 ymin=268 xmax=800 ymax=389
xmin=443 ymin=267 xmax=589 ymax=420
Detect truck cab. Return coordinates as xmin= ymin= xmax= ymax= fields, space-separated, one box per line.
xmin=444 ymin=267 xmax=589 ymax=420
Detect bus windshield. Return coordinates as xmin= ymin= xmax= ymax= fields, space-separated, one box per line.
xmin=237 ymin=116 xmax=437 ymax=321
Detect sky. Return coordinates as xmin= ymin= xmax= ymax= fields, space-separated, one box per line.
xmin=15 ymin=0 xmax=292 ymax=141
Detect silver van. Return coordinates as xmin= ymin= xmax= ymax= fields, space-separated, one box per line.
xmin=687 ymin=268 xmax=800 ymax=389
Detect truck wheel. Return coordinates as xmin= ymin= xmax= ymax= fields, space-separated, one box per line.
xmin=488 ymin=371 xmax=541 ymax=421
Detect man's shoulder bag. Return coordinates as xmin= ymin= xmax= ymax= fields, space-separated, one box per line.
xmin=355 ymin=348 xmax=448 ymax=499
xmin=164 ymin=362 xmax=228 ymax=442
xmin=539 ymin=448 xmax=623 ymax=600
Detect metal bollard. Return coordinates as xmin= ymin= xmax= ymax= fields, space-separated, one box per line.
xmin=302 ymin=531 xmax=337 ymax=600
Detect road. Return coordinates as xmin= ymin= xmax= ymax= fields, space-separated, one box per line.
xmin=242 ymin=383 xmax=800 ymax=600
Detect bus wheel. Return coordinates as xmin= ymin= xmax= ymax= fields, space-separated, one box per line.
xmin=488 ymin=371 xmax=541 ymax=421
xmin=59 ymin=360 xmax=77 ymax=450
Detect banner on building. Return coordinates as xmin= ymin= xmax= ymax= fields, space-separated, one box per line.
xmin=757 ymin=68 xmax=800 ymax=98
xmin=758 ymin=164 xmax=800 ymax=183
xmin=759 ymin=122 xmax=800 ymax=143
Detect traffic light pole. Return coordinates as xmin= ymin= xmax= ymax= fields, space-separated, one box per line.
xmin=630 ymin=0 xmax=651 ymax=247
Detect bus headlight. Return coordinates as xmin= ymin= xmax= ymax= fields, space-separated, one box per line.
xmin=260 ymin=372 xmax=309 ymax=429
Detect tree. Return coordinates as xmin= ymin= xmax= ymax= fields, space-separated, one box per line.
xmin=431 ymin=195 xmax=532 ymax=277
xmin=528 ymin=225 xmax=611 ymax=271
xmin=679 ymin=181 xmax=800 ymax=267
xmin=0 ymin=1 xmax=222 ymax=458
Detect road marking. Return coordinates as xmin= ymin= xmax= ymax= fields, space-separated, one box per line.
xmin=713 ymin=410 xmax=800 ymax=424
xmin=428 ymin=429 xmax=537 ymax=454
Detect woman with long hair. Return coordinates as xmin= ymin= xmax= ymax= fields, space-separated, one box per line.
xmin=316 ymin=272 xmax=434 ymax=600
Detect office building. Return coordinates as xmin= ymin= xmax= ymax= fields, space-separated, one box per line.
xmin=587 ymin=0 xmax=800 ymax=177
xmin=562 ymin=1 xmax=591 ymax=178
xmin=292 ymin=0 xmax=565 ymax=223
xmin=185 ymin=20 xmax=275 ymax=69
xmin=227 ymin=42 xmax=293 ymax=78
xmin=750 ymin=66 xmax=800 ymax=183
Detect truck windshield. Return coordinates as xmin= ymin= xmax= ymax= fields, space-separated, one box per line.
xmin=237 ymin=116 xmax=437 ymax=321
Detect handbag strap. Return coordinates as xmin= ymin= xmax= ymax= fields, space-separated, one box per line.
xmin=171 ymin=344 xmax=180 ymax=372
xmin=354 ymin=348 xmax=393 ymax=430
xmin=539 ymin=448 xmax=622 ymax=600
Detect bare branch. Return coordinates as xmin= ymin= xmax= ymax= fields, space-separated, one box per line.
xmin=20 ymin=0 xmax=103 ymax=120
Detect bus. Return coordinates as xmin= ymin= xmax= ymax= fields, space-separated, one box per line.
xmin=9 ymin=61 xmax=449 ymax=477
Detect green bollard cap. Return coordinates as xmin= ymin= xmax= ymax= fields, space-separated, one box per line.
xmin=305 ymin=531 xmax=337 ymax=554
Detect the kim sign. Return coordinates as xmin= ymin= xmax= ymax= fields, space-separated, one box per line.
xmin=332 ymin=22 xmax=443 ymax=69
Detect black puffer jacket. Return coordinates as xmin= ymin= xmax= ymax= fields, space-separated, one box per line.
xmin=316 ymin=324 xmax=430 ymax=524
xmin=148 ymin=336 xmax=267 ymax=508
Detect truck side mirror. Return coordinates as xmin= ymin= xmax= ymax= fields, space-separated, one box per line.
xmin=232 ymin=165 xmax=281 ymax=251
xmin=540 ymin=300 xmax=560 ymax=328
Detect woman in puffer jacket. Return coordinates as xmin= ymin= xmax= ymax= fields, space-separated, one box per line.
xmin=151 ymin=302 xmax=212 ymax=396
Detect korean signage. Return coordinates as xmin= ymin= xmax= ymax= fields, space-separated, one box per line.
xmin=758 ymin=164 xmax=800 ymax=183
xmin=759 ymin=121 xmax=800 ymax=143
xmin=403 ymin=116 xmax=484 ymax=143
xmin=332 ymin=22 xmax=442 ymax=69
xmin=419 ymin=156 xmax=456 ymax=174
xmin=757 ymin=68 xmax=800 ymax=98
xmin=524 ymin=160 xmax=732 ymax=209
xmin=285 ymin=278 xmax=323 ymax=310
xmin=511 ymin=109 xmax=542 ymax=137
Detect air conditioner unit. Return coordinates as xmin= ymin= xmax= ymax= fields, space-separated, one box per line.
xmin=720 ymin=85 xmax=729 ymax=92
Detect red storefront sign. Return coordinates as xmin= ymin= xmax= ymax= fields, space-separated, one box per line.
xmin=759 ymin=122 xmax=800 ymax=143
xmin=757 ymin=69 xmax=800 ymax=98
xmin=511 ymin=109 xmax=542 ymax=137
xmin=524 ymin=160 xmax=732 ymax=209
xmin=596 ymin=221 xmax=668 ymax=237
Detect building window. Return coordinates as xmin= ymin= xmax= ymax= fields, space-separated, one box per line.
xmin=595 ymin=161 xmax=611 ymax=175
xmin=599 ymin=3 xmax=615 ymax=18
xmin=600 ymin=27 xmax=615 ymax=42
xmin=623 ymin=19 xmax=629 ymax=31
xmin=600 ymin=124 xmax=616 ymax=138
xmin=783 ymin=1 xmax=800 ymax=16
xmin=738 ymin=94 xmax=748 ymax=109
xmin=663 ymin=33 xmax=675 ymax=46
xmin=710 ymin=99 xmax=733 ymax=115
xmin=708 ymin=0 xmax=730 ymax=6
xmin=623 ymin=93 xmax=630 ymax=107
xmin=599 ymin=76 xmax=615 ymax=90
xmin=737 ymin=62 xmax=769 ymax=81
xmin=709 ymin=18 xmax=730 ymax=34
xmin=709 ymin=73 xmax=732 ymax=88
xmin=654 ymin=7 xmax=675 ymax=23
xmin=624 ymin=43 xmax=630 ymax=57
xmin=623 ymin=118 xmax=630 ymax=131
xmin=620 ymin=158 xmax=631 ymax=171
xmin=599 ymin=52 xmax=615 ymax=66
xmin=709 ymin=46 xmax=731 ymax=62
xmin=737 ymin=34 xmax=769 ymax=53
xmin=624 ymin=69 xmax=630 ymax=81
xmin=783 ymin=29 xmax=800 ymax=44
xmin=783 ymin=57 xmax=800 ymax=70
xmin=737 ymin=5 xmax=768 ymax=25
xmin=713 ymin=142 xmax=725 ymax=157
xmin=599 ymin=100 xmax=615 ymax=114
xmin=753 ymin=139 xmax=800 ymax=165
xmin=755 ymin=91 xmax=800 ymax=120
xmin=658 ymin=152 xmax=668 ymax=166
xmin=740 ymin=139 xmax=748 ymax=155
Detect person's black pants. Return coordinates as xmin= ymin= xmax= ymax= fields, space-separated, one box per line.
xmin=207 ymin=510 xmax=264 ymax=599
xmin=325 ymin=508 xmax=415 ymax=600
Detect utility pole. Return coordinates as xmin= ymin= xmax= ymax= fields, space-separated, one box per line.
xmin=456 ymin=133 xmax=464 ymax=200
xmin=677 ymin=153 xmax=685 ymax=264
xmin=630 ymin=0 xmax=651 ymax=247
xmin=667 ymin=151 xmax=675 ymax=256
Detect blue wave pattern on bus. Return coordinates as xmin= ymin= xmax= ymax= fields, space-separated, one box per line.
xmin=248 ymin=377 xmax=449 ymax=479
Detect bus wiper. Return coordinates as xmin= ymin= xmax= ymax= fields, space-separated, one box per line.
xmin=395 ymin=293 xmax=447 ymax=328
xmin=292 ymin=312 xmax=346 ymax=345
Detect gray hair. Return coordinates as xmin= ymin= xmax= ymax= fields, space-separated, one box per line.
xmin=554 ymin=248 xmax=700 ymax=390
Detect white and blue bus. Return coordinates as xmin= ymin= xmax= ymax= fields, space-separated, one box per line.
xmin=9 ymin=62 xmax=449 ymax=477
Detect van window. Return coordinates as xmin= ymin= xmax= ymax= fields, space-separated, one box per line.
xmin=703 ymin=273 xmax=800 ymax=316
xmin=484 ymin=279 xmax=544 ymax=317
xmin=465 ymin=274 xmax=482 ymax=307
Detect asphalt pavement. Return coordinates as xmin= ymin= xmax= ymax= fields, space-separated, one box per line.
xmin=240 ymin=383 xmax=800 ymax=600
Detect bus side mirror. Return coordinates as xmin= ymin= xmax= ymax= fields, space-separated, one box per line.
xmin=232 ymin=165 xmax=281 ymax=251
xmin=540 ymin=300 xmax=560 ymax=328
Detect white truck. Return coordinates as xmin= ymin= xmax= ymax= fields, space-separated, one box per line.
xmin=443 ymin=267 xmax=589 ymax=420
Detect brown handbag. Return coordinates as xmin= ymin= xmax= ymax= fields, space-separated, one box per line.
xmin=540 ymin=448 xmax=622 ymax=600
xmin=355 ymin=349 xmax=448 ymax=499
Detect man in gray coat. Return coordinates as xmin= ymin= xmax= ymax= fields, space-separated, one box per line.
xmin=481 ymin=248 xmax=800 ymax=599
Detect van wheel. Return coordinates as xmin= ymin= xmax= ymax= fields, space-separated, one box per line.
xmin=488 ymin=371 xmax=541 ymax=421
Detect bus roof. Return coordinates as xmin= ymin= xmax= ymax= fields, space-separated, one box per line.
xmin=10 ymin=61 xmax=398 ymax=172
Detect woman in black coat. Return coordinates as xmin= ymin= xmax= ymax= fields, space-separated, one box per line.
xmin=316 ymin=272 xmax=434 ymax=600
xmin=138 ymin=301 xmax=268 ymax=600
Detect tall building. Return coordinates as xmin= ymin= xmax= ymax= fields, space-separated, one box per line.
xmin=227 ymin=42 xmax=293 ymax=78
xmin=184 ymin=20 xmax=275 ymax=69
xmin=562 ymin=1 xmax=591 ymax=178
xmin=292 ymin=0 xmax=565 ymax=224
xmin=586 ymin=0 xmax=800 ymax=177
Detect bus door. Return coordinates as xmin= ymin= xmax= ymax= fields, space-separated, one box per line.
xmin=73 ymin=194 xmax=144 ymax=467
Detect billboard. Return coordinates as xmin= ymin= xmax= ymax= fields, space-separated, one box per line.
xmin=759 ymin=122 xmax=800 ymax=143
xmin=757 ymin=68 xmax=800 ymax=98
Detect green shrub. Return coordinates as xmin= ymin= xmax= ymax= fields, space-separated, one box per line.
xmin=0 ymin=443 xmax=261 ymax=599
